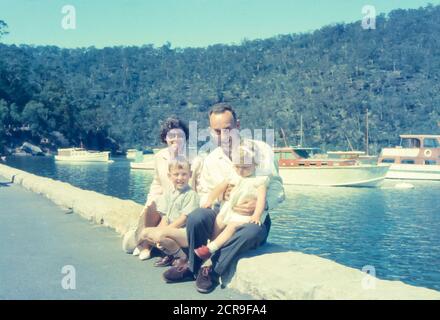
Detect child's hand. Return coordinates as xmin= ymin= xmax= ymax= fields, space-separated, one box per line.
xmin=201 ymin=201 xmax=212 ymax=209
xmin=223 ymin=184 xmax=235 ymax=201
xmin=249 ymin=215 xmax=261 ymax=226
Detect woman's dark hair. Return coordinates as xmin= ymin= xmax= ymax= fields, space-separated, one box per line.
xmin=159 ymin=117 xmax=189 ymax=143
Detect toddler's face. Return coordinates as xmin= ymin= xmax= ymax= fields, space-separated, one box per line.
xmin=234 ymin=163 xmax=255 ymax=177
xmin=168 ymin=167 xmax=191 ymax=190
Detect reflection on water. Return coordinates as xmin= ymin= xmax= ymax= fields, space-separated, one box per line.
xmin=4 ymin=156 xmax=440 ymax=291
xmin=128 ymin=169 xmax=154 ymax=204
xmin=270 ymin=182 xmax=440 ymax=290
xmin=6 ymin=156 xmax=153 ymax=204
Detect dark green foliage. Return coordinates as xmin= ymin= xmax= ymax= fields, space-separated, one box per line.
xmin=0 ymin=20 xmax=8 ymax=39
xmin=0 ymin=5 xmax=439 ymax=154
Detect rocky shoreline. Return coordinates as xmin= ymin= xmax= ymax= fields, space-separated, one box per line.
xmin=5 ymin=142 xmax=53 ymax=157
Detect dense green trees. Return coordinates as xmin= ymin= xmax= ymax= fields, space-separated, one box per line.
xmin=0 ymin=6 xmax=439 ymax=155
xmin=0 ymin=20 xmax=7 ymax=39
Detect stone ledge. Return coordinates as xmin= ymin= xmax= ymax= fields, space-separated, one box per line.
xmin=228 ymin=245 xmax=440 ymax=299
xmin=1 ymin=163 xmax=439 ymax=300
xmin=0 ymin=163 xmax=140 ymax=235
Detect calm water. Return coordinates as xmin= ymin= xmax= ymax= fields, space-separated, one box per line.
xmin=4 ymin=156 xmax=440 ymax=291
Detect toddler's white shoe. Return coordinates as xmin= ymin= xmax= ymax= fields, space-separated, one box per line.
xmin=122 ymin=229 xmax=136 ymax=254
xmin=132 ymin=247 xmax=141 ymax=256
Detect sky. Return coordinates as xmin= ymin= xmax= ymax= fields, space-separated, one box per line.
xmin=0 ymin=0 xmax=439 ymax=48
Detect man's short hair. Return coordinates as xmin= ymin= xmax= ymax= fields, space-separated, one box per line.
xmin=209 ymin=103 xmax=237 ymax=122
xmin=168 ymin=156 xmax=191 ymax=172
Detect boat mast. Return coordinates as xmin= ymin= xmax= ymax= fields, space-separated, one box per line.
xmin=365 ymin=108 xmax=369 ymax=156
xmin=280 ymin=128 xmax=289 ymax=148
xmin=300 ymin=115 xmax=304 ymax=147
xmin=345 ymin=133 xmax=354 ymax=151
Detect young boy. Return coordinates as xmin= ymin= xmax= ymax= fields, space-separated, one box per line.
xmin=137 ymin=157 xmax=200 ymax=267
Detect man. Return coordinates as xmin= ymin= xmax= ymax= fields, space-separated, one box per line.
xmin=162 ymin=103 xmax=285 ymax=293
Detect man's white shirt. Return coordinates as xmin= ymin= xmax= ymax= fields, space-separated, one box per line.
xmin=198 ymin=139 xmax=285 ymax=211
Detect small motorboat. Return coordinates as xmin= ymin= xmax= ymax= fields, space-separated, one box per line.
xmin=126 ymin=149 xmax=139 ymax=160
xmin=275 ymin=147 xmax=389 ymax=187
xmin=55 ymin=148 xmax=111 ymax=163
xmin=379 ymin=134 xmax=440 ymax=181
xmin=130 ymin=152 xmax=154 ymax=170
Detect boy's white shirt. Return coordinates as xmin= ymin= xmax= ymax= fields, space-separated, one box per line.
xmin=198 ymin=139 xmax=285 ymax=211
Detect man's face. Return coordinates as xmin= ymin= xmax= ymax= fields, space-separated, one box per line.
xmin=209 ymin=111 xmax=239 ymax=155
xmin=168 ymin=166 xmax=191 ymax=190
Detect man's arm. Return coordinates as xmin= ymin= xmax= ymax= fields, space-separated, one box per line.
xmin=261 ymin=144 xmax=285 ymax=211
xmin=197 ymin=158 xmax=212 ymax=205
xmin=168 ymin=215 xmax=187 ymax=229
xmin=265 ymin=174 xmax=285 ymax=211
xmin=202 ymin=180 xmax=229 ymax=208
xmin=189 ymin=155 xmax=204 ymax=193
xmin=197 ymin=154 xmax=223 ymax=206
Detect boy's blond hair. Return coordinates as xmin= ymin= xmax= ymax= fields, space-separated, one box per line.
xmin=168 ymin=156 xmax=191 ymax=172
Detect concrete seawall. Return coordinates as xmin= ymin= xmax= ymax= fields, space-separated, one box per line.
xmin=1 ymin=163 xmax=439 ymax=300
xmin=0 ymin=164 xmax=140 ymax=235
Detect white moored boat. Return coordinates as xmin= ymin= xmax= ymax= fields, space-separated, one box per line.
xmin=276 ymin=147 xmax=389 ymax=187
xmin=130 ymin=153 xmax=155 ymax=170
xmin=130 ymin=161 xmax=154 ymax=170
xmin=55 ymin=148 xmax=111 ymax=163
xmin=326 ymin=151 xmax=378 ymax=165
xmin=379 ymin=134 xmax=440 ymax=181
xmin=126 ymin=149 xmax=138 ymax=160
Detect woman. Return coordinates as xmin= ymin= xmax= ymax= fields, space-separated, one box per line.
xmin=122 ymin=117 xmax=203 ymax=260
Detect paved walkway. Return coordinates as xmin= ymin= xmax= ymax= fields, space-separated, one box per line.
xmin=0 ymin=180 xmax=251 ymax=300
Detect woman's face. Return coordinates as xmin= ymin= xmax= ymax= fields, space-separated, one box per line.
xmin=166 ymin=128 xmax=186 ymax=156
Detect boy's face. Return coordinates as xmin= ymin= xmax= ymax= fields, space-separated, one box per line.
xmin=168 ymin=166 xmax=191 ymax=190
xmin=234 ymin=163 xmax=255 ymax=178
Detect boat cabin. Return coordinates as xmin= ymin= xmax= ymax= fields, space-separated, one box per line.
xmin=274 ymin=147 xmax=357 ymax=167
xmin=57 ymin=148 xmax=109 ymax=156
xmin=379 ymin=135 xmax=440 ymax=165
xmin=327 ymin=151 xmax=378 ymax=165
xmin=57 ymin=148 xmax=86 ymax=156
xmin=327 ymin=151 xmax=366 ymax=159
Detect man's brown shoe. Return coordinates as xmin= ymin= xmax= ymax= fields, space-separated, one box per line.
xmin=162 ymin=259 xmax=194 ymax=283
xmin=195 ymin=266 xmax=219 ymax=294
